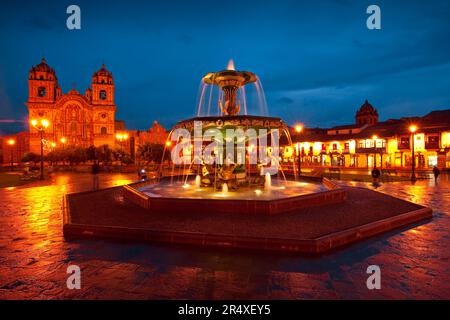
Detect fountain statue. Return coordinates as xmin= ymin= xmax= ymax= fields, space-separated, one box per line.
xmin=203 ymin=68 xmax=257 ymax=116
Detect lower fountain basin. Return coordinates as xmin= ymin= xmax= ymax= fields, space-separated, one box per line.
xmin=123 ymin=177 xmax=346 ymax=215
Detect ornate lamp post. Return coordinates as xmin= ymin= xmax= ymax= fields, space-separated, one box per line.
xmin=31 ymin=118 xmax=49 ymax=180
xmin=372 ymin=135 xmax=378 ymax=169
xmin=409 ymin=125 xmax=417 ymax=182
xmin=116 ymin=133 xmax=128 ymax=149
xmin=295 ymin=124 xmax=303 ymax=175
xmin=60 ymin=137 xmax=67 ymax=149
xmin=7 ymin=139 xmax=16 ymax=170
xmin=115 ymin=133 xmax=129 ymax=165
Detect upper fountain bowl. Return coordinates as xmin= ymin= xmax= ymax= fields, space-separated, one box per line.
xmin=202 ymin=70 xmax=257 ymax=88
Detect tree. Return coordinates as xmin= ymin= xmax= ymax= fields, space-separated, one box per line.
xmin=65 ymin=146 xmax=87 ymax=165
xmin=21 ymin=152 xmax=40 ymax=166
xmin=113 ymin=148 xmax=132 ymax=165
xmin=86 ymin=145 xmax=97 ymax=162
xmin=95 ymin=144 xmax=113 ymax=165
xmin=137 ymin=143 xmax=166 ymax=164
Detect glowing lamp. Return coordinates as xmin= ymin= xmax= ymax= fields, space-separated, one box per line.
xmin=295 ymin=124 xmax=303 ymax=133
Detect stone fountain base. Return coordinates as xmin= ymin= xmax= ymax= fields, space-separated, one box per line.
xmin=121 ymin=177 xmax=346 ymax=215
xmin=63 ymin=182 xmax=432 ymax=254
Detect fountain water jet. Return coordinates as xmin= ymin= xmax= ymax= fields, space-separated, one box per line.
xmin=195 ymin=175 xmax=201 ymax=188
xmin=264 ymin=172 xmax=272 ymax=191
xmin=222 ymin=183 xmax=228 ymax=194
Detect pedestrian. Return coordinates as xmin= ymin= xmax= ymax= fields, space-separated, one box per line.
xmin=432 ymin=166 xmax=440 ymax=181
xmin=92 ymin=162 xmax=100 ymax=190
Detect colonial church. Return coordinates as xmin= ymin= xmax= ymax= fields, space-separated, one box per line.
xmin=26 ymin=58 xmax=117 ymax=153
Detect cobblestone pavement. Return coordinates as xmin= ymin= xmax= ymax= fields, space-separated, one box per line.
xmin=0 ymin=172 xmax=449 ymax=299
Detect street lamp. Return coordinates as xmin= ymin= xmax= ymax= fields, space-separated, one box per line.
xmin=372 ymin=135 xmax=378 ymax=169
xmin=31 ymin=118 xmax=50 ymax=180
xmin=116 ymin=133 xmax=128 ymax=149
xmin=409 ymin=125 xmax=417 ymax=182
xmin=295 ymin=124 xmax=303 ymax=175
xmin=115 ymin=133 xmax=129 ymax=166
xmin=60 ymin=137 xmax=67 ymax=149
xmin=7 ymin=138 xmax=16 ymax=170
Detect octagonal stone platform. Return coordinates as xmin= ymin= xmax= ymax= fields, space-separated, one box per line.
xmin=63 ymin=179 xmax=432 ymax=254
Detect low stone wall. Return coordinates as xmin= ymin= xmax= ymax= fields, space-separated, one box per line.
xmin=123 ymin=185 xmax=150 ymax=209
xmin=63 ymin=206 xmax=432 ymax=254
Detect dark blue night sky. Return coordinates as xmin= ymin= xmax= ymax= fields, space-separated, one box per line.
xmin=0 ymin=0 xmax=449 ymax=134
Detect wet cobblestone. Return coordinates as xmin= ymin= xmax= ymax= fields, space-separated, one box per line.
xmin=0 ymin=173 xmax=449 ymax=299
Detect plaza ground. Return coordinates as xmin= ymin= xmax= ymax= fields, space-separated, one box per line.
xmin=0 ymin=172 xmax=449 ymax=299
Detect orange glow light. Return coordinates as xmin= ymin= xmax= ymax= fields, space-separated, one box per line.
xmin=295 ymin=124 xmax=303 ymax=133
xmin=41 ymin=119 xmax=49 ymax=128
xmin=7 ymin=139 xmax=16 ymax=146
xmin=60 ymin=137 xmax=67 ymax=144
xmin=409 ymin=125 xmax=417 ymax=133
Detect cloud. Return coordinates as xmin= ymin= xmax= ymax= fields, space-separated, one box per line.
xmin=276 ymin=97 xmax=294 ymax=105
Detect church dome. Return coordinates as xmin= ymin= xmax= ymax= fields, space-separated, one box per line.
xmin=355 ymin=100 xmax=379 ymax=126
xmin=29 ymin=58 xmax=57 ymax=80
xmin=34 ymin=58 xmax=55 ymax=73
xmin=92 ymin=64 xmax=113 ymax=84
xmin=357 ymin=100 xmax=378 ymax=116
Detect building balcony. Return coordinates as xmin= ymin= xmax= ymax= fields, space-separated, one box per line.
xmin=425 ymin=142 xmax=440 ymax=150
xmin=397 ymin=143 xmax=410 ymax=150
xmin=355 ymin=147 xmax=387 ymax=154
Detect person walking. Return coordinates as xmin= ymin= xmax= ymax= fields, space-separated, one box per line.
xmin=92 ymin=162 xmax=100 ymax=190
xmin=432 ymin=166 xmax=441 ymax=182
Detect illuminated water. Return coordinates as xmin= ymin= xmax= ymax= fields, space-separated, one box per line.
xmin=138 ymin=177 xmax=326 ymax=200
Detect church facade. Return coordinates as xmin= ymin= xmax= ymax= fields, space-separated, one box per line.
xmin=26 ymin=58 xmax=117 ymax=154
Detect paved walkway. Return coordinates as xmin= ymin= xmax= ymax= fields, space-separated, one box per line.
xmin=0 ymin=173 xmax=449 ymax=299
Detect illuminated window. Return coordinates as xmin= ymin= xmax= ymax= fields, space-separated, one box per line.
xmin=101 ymin=127 xmax=107 ymax=135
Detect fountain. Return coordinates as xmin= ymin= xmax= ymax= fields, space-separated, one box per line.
xmin=125 ymin=61 xmax=347 ymax=215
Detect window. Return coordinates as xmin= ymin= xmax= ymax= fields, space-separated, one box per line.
xmin=100 ymin=127 xmax=107 ymax=135
xmin=332 ymin=143 xmax=337 ymax=150
xmin=99 ymin=90 xmax=107 ymax=100
xmin=38 ymin=87 xmax=46 ymax=97
xmin=400 ymin=137 xmax=410 ymax=148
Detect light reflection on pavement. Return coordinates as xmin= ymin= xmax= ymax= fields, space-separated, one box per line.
xmin=0 ymin=172 xmax=449 ymax=299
